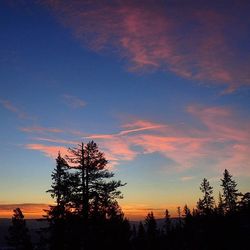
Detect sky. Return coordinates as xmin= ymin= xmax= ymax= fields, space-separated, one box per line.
xmin=0 ymin=0 xmax=250 ymax=220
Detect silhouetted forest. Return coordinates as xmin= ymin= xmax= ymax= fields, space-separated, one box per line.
xmin=5 ymin=141 xmax=250 ymax=250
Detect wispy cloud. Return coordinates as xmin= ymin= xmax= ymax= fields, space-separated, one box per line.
xmin=43 ymin=0 xmax=250 ymax=92
xmin=23 ymin=104 xmax=250 ymax=176
xmin=83 ymin=105 xmax=250 ymax=175
xmin=63 ymin=94 xmax=86 ymax=108
xmin=25 ymin=144 xmax=69 ymax=158
xmin=0 ymin=99 xmax=32 ymax=119
xmin=20 ymin=126 xmax=63 ymax=133
xmin=180 ymin=176 xmax=195 ymax=181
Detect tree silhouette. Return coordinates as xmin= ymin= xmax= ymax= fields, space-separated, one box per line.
xmin=163 ymin=209 xmax=171 ymax=235
xmin=183 ymin=204 xmax=191 ymax=218
xmin=197 ymin=178 xmax=214 ymax=215
xmin=47 ymin=152 xmax=73 ymax=214
xmin=217 ymin=192 xmax=224 ymax=215
xmin=6 ymin=208 xmax=33 ymax=250
xmin=221 ymin=169 xmax=239 ymax=213
xmin=66 ymin=141 xmax=125 ymax=221
xmin=144 ymin=212 xmax=158 ymax=249
xmin=44 ymin=152 xmax=76 ymax=250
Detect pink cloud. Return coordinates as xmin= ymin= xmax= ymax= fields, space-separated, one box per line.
xmin=25 ymin=143 xmax=68 ymax=158
xmin=22 ymin=104 xmax=250 ymax=176
xmin=0 ymin=99 xmax=31 ymax=119
xmin=187 ymin=105 xmax=250 ymax=142
xmin=83 ymin=105 xmax=250 ymax=175
xmin=43 ymin=0 xmax=250 ymax=91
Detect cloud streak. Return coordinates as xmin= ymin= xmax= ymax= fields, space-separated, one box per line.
xmin=63 ymin=94 xmax=86 ymax=108
xmin=0 ymin=99 xmax=32 ymax=119
xmin=25 ymin=144 xmax=69 ymax=158
xmin=21 ymin=126 xmax=63 ymax=133
xmin=23 ymin=104 xmax=250 ymax=176
xmin=44 ymin=0 xmax=250 ymax=91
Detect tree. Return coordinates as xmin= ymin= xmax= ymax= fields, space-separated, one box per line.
xmin=145 ymin=212 xmax=157 ymax=249
xmin=136 ymin=222 xmax=146 ymax=250
xmin=163 ymin=209 xmax=171 ymax=235
xmin=183 ymin=204 xmax=191 ymax=218
xmin=66 ymin=141 xmax=125 ymax=221
xmin=65 ymin=141 xmax=126 ymax=249
xmin=221 ymin=169 xmax=239 ymax=213
xmin=197 ymin=178 xmax=214 ymax=215
xmin=47 ymin=152 xmax=72 ymax=215
xmin=217 ymin=192 xmax=224 ymax=215
xmin=6 ymin=208 xmax=33 ymax=250
xmin=45 ymin=152 xmax=74 ymax=250
xmin=138 ymin=221 xmax=146 ymax=239
xmin=239 ymin=192 xmax=250 ymax=211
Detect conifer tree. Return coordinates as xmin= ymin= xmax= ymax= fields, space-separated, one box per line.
xmin=145 ymin=212 xmax=157 ymax=239
xmin=136 ymin=222 xmax=146 ymax=250
xmin=7 ymin=208 xmax=33 ymax=250
xmin=163 ymin=209 xmax=171 ymax=235
xmin=217 ymin=192 xmax=224 ymax=215
xmin=66 ymin=141 xmax=125 ymax=221
xmin=197 ymin=178 xmax=214 ymax=215
xmin=47 ymin=152 xmax=72 ymax=215
xmin=221 ymin=169 xmax=239 ymax=213
xmin=145 ymin=212 xmax=157 ymax=249
xmin=183 ymin=204 xmax=191 ymax=218
xmin=138 ymin=221 xmax=146 ymax=239
xmin=45 ymin=152 xmax=74 ymax=250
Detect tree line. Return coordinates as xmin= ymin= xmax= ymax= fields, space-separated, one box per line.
xmin=6 ymin=141 xmax=250 ymax=250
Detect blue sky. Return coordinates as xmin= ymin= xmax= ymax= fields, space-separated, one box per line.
xmin=0 ymin=0 xmax=249 ymax=219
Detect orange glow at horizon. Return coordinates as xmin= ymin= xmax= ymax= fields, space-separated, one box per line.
xmin=0 ymin=203 xmax=193 ymax=220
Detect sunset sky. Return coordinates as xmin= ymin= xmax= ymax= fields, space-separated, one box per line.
xmin=0 ymin=0 xmax=250 ymax=220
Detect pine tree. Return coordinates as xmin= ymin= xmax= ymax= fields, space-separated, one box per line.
xmin=183 ymin=204 xmax=191 ymax=218
xmin=136 ymin=222 xmax=146 ymax=250
xmin=221 ymin=169 xmax=239 ymax=213
xmin=217 ymin=192 xmax=224 ymax=215
xmin=145 ymin=212 xmax=157 ymax=238
xmin=177 ymin=206 xmax=182 ymax=226
xmin=163 ymin=209 xmax=171 ymax=235
xmin=197 ymin=178 xmax=214 ymax=215
xmin=145 ymin=212 xmax=157 ymax=249
xmin=47 ymin=152 xmax=72 ymax=214
xmin=66 ymin=141 xmax=125 ymax=221
xmin=239 ymin=192 xmax=250 ymax=210
xmin=6 ymin=208 xmax=33 ymax=250
xmin=138 ymin=221 xmax=145 ymax=239
xmin=65 ymin=141 xmax=126 ymax=249
xmin=45 ymin=152 xmax=74 ymax=250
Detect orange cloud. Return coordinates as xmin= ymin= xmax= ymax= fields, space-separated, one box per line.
xmin=43 ymin=0 xmax=250 ymax=91
xmin=0 ymin=203 xmax=49 ymax=219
